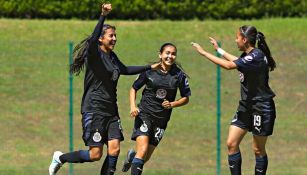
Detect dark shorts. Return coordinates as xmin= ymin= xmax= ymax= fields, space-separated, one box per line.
xmin=231 ymin=100 xmax=276 ymax=136
xmin=131 ymin=115 xmax=166 ymax=146
xmin=82 ymin=112 xmax=124 ymax=147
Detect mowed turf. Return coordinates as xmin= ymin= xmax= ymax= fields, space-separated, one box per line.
xmin=0 ymin=18 xmax=306 ymax=175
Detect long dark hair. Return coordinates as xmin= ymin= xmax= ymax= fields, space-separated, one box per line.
xmin=239 ymin=25 xmax=276 ymax=71
xmin=159 ymin=43 xmax=189 ymax=78
xmin=70 ymin=24 xmax=116 ymax=76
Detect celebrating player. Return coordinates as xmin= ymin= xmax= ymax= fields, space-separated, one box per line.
xmin=48 ymin=3 xmax=160 ymax=175
xmin=122 ymin=43 xmax=191 ymax=175
xmin=191 ymin=25 xmax=276 ymax=175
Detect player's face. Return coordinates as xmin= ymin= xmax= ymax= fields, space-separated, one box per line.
xmin=159 ymin=46 xmax=177 ymax=67
xmin=99 ymin=28 xmax=117 ymax=52
xmin=235 ymin=30 xmax=247 ymax=51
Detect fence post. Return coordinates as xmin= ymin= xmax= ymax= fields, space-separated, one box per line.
xmin=68 ymin=41 xmax=74 ymax=175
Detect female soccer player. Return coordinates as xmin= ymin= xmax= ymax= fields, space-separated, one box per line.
xmin=121 ymin=43 xmax=191 ymax=175
xmin=191 ymin=25 xmax=276 ymax=175
xmin=48 ymin=3 xmax=160 ymax=175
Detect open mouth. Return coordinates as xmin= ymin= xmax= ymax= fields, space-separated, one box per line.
xmin=110 ymin=41 xmax=116 ymax=46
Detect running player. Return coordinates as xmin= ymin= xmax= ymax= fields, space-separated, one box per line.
xmin=191 ymin=25 xmax=276 ymax=175
xmin=122 ymin=43 xmax=191 ymax=175
xmin=48 ymin=3 xmax=160 ymax=175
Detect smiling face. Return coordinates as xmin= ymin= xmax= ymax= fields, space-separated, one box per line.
xmin=99 ymin=28 xmax=117 ymax=52
xmin=159 ymin=45 xmax=177 ymax=68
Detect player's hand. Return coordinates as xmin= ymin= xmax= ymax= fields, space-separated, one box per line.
xmin=150 ymin=61 xmax=162 ymax=70
xmin=191 ymin=42 xmax=205 ymax=53
xmin=162 ymin=99 xmax=172 ymax=109
xmin=209 ymin=37 xmax=219 ymax=50
xmin=101 ymin=3 xmax=112 ymax=16
xmin=130 ymin=106 xmax=139 ymax=118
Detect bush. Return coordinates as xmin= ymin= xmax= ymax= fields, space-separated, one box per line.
xmin=0 ymin=0 xmax=306 ymax=19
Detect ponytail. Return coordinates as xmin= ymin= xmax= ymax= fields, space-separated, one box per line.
xmin=69 ymin=36 xmax=91 ymax=76
xmin=256 ymin=32 xmax=276 ymax=71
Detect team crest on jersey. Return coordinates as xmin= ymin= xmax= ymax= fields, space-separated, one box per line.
xmin=184 ymin=77 xmax=189 ymax=87
xmin=156 ymin=89 xmax=167 ymax=99
xmin=243 ymin=55 xmax=253 ymax=63
xmin=239 ymin=72 xmax=244 ymax=82
xmin=93 ymin=131 xmax=102 ymax=142
xmin=112 ymin=69 xmax=119 ymax=81
xmin=140 ymin=122 xmax=148 ymax=132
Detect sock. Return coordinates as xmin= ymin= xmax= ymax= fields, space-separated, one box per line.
xmin=228 ymin=152 xmax=242 ymax=175
xmin=131 ymin=158 xmax=144 ymax=175
xmin=100 ymin=155 xmax=118 ymax=175
xmin=255 ymin=155 xmax=268 ymax=175
xmin=59 ymin=150 xmax=92 ymax=163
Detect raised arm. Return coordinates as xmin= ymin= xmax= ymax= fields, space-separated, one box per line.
xmin=209 ymin=37 xmax=239 ymax=62
xmin=86 ymin=4 xmax=112 ymax=80
xmin=88 ymin=4 xmax=112 ymax=51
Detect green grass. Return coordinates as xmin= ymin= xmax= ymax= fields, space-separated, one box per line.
xmin=0 ymin=17 xmax=307 ymax=175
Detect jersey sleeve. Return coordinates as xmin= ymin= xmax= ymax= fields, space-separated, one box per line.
xmin=233 ymin=52 xmax=263 ymax=72
xmin=115 ymin=56 xmax=151 ymax=75
xmin=132 ymin=72 xmax=148 ymax=90
xmin=178 ymin=73 xmax=191 ymax=97
xmin=87 ymin=15 xmax=105 ymax=57
xmin=85 ymin=15 xmax=107 ymax=80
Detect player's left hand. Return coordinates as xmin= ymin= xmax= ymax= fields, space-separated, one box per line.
xmin=162 ymin=99 xmax=172 ymax=109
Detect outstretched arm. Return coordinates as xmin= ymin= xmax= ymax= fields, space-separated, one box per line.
xmin=117 ymin=59 xmax=162 ymax=75
xmin=191 ymin=42 xmax=237 ymax=70
xmin=209 ymin=37 xmax=239 ymax=62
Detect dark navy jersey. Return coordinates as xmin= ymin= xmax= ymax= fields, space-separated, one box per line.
xmin=81 ymin=15 xmax=151 ymax=116
xmin=234 ymin=48 xmax=275 ymax=102
xmin=133 ymin=65 xmax=191 ymax=125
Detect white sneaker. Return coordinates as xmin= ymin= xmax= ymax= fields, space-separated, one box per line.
xmin=49 ymin=151 xmax=64 ymax=175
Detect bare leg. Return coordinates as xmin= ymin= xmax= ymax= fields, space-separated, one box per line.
xmin=100 ymin=139 xmax=120 ymax=175
xmin=131 ymin=136 xmax=149 ymax=175
xmin=226 ymin=125 xmax=247 ymax=175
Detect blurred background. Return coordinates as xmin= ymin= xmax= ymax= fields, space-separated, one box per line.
xmin=0 ymin=0 xmax=306 ymax=174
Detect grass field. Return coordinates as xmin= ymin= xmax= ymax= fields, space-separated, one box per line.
xmin=0 ymin=17 xmax=306 ymax=175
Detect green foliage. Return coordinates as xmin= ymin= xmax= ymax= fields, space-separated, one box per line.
xmin=0 ymin=0 xmax=306 ymax=19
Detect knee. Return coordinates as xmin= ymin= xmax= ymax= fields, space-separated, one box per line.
xmin=253 ymin=146 xmax=266 ymax=156
xmin=89 ymin=150 xmax=103 ymax=161
xmin=226 ymin=140 xmax=239 ymax=154
xmin=108 ymin=145 xmax=120 ymax=156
